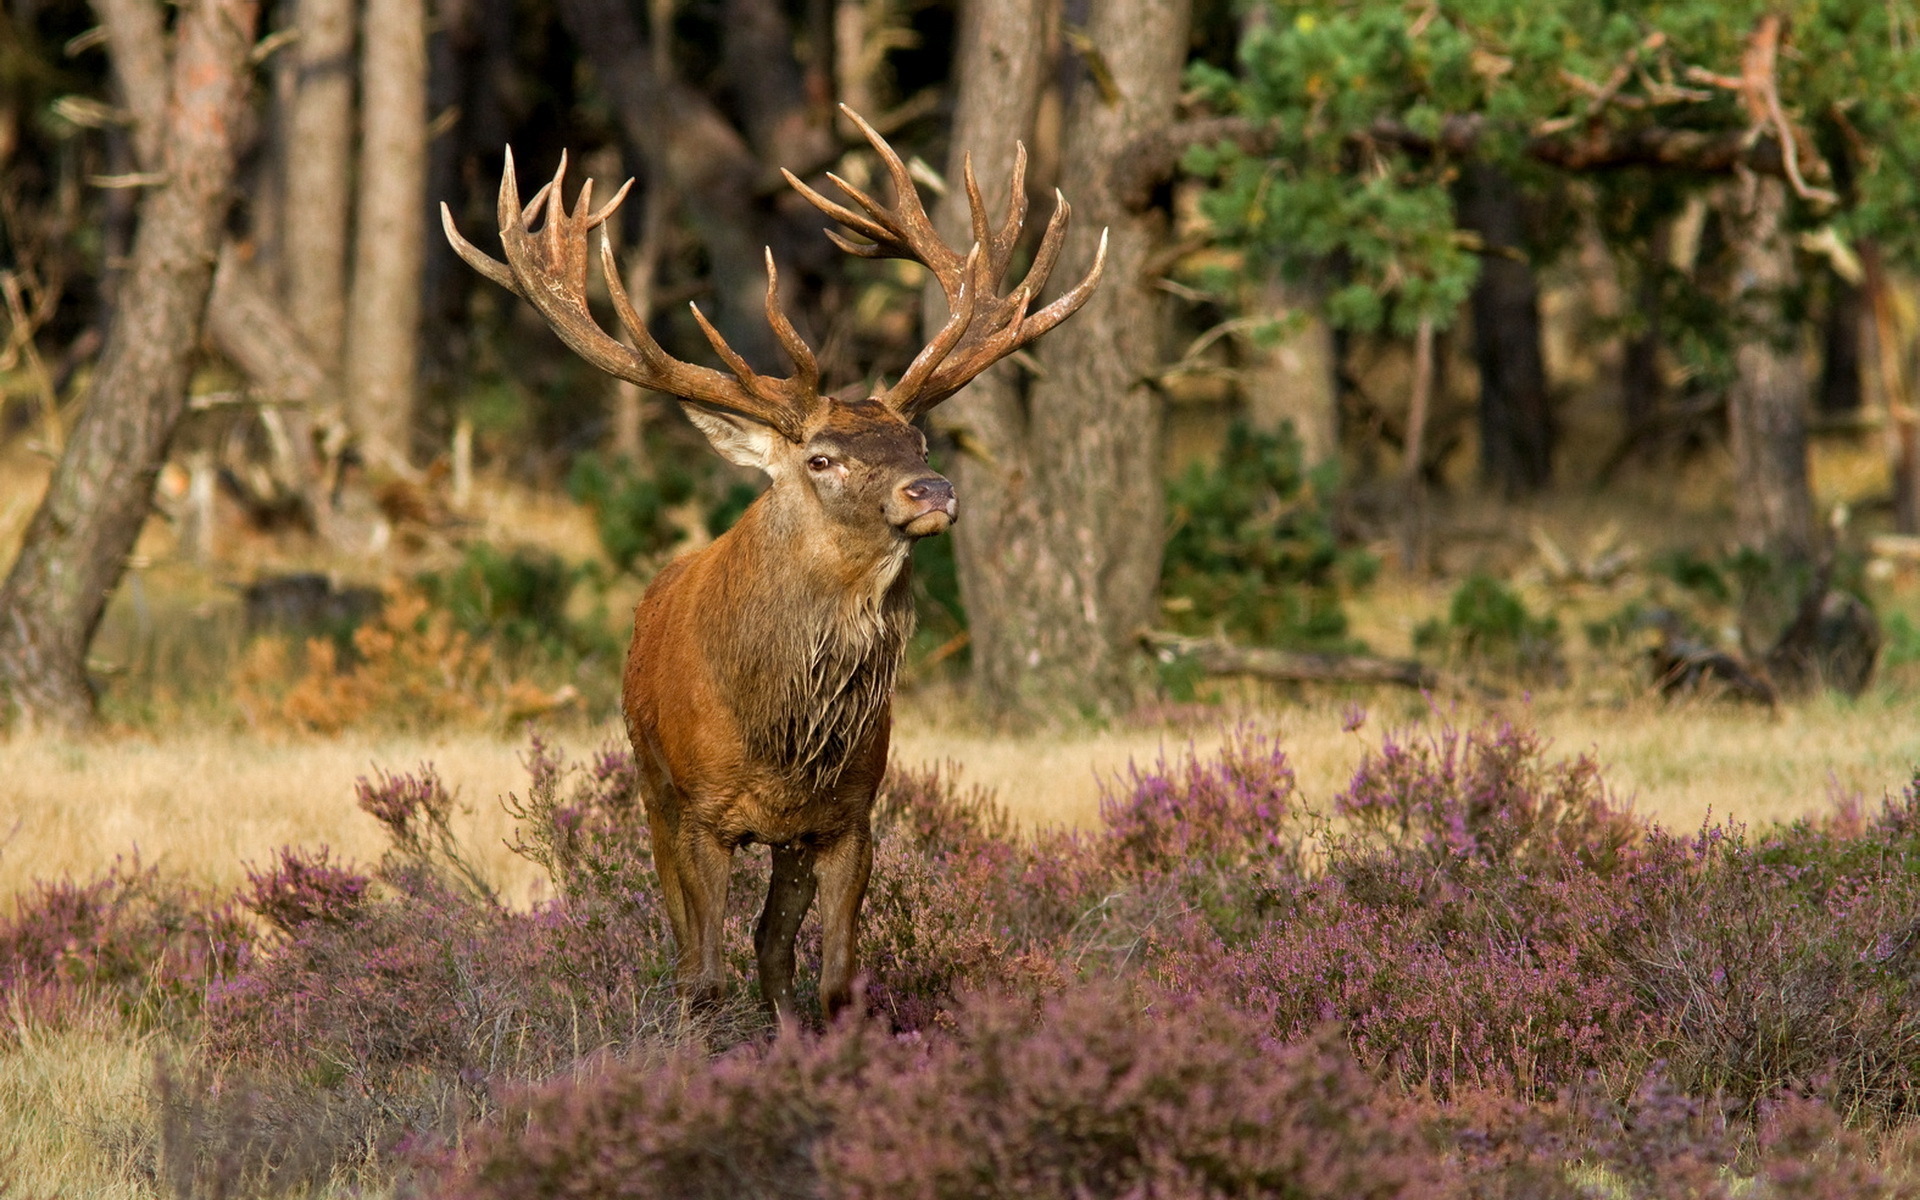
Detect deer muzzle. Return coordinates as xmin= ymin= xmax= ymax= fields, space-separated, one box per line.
xmin=896 ymin=475 xmax=957 ymax=537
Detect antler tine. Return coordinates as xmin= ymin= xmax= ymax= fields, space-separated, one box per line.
xmin=781 ymin=168 xmax=896 ymax=250
xmin=893 ymin=220 xmax=1108 ymax=420
xmin=1021 ymin=191 xmax=1074 ymax=299
xmin=885 ymin=244 xmax=980 ymax=406
xmin=961 ymin=142 xmax=1029 ymax=291
xmin=446 ymin=144 xmax=817 ymax=442
xmin=762 ymin=248 xmax=821 ymax=398
xmin=588 ymin=176 xmax=634 ymax=228
xmin=441 ymin=201 xmax=518 ymax=294
xmin=839 ymin=105 xmax=944 ymax=255
xmin=688 ymin=303 xmax=762 ymax=390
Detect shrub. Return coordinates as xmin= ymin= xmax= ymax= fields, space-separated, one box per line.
xmin=416 ymin=542 xmax=614 ymax=660
xmin=1333 ymin=717 xmax=1638 ymax=878
xmin=438 ymin=988 xmax=1455 ymax=1200
xmin=231 ymin=585 xmax=501 ymax=732
xmin=239 ymin=846 xmax=370 ymax=934
xmin=0 ymin=858 xmax=250 ymax=1032
xmin=1414 ymin=574 xmax=1563 ymax=682
xmin=1160 ymin=421 xmax=1371 ymax=652
xmin=566 ymin=450 xmax=693 ymax=574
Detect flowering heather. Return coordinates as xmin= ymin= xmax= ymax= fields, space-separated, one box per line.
xmin=439 ymin=988 xmax=1454 ymax=1200
xmin=0 ymin=857 xmax=249 ymax=1031
xmin=1099 ymin=724 xmax=1300 ymax=878
xmin=1335 ymin=716 xmax=1638 ymax=877
xmin=240 ymin=845 xmax=370 ymax=933
xmin=28 ymin=720 xmax=1920 ymax=1192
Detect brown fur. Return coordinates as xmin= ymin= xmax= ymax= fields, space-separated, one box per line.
xmin=622 ymin=396 xmax=944 ymax=1025
xmin=442 ymin=109 xmax=1103 ymax=1026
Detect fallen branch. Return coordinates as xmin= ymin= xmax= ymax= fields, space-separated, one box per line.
xmin=1139 ymin=630 xmax=1438 ymax=690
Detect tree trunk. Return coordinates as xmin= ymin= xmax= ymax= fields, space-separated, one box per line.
xmin=1457 ymin=162 xmax=1552 ymax=495
xmin=1241 ymin=274 xmax=1338 ymax=465
xmin=939 ymin=0 xmax=1188 ymax=720
xmin=0 ymin=0 xmax=260 ymax=732
xmin=283 ymin=0 xmax=356 ymax=372
xmin=927 ymin=0 xmax=1051 ymax=721
xmin=1724 ymin=176 xmax=1815 ymax=562
xmin=346 ymin=0 xmax=427 ymax=472
xmin=1619 ymin=222 xmax=1667 ymax=450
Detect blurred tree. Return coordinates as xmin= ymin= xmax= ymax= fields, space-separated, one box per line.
xmin=0 ymin=0 xmax=261 ymax=730
xmin=346 ymin=0 xmax=426 ymax=472
xmin=283 ymin=0 xmax=355 ymax=375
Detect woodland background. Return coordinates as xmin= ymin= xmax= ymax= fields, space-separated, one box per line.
xmin=5 ymin=0 xmax=1920 ymax=729
xmin=8 ymin=0 xmax=1920 ymax=1195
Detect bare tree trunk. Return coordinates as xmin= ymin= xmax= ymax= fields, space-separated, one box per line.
xmin=345 ymin=0 xmax=427 ymax=471
xmin=0 ymin=0 xmax=260 ymax=732
xmin=1241 ymin=274 xmax=1338 ymax=465
xmin=1724 ymin=176 xmax=1815 ymax=562
xmin=926 ymin=0 xmax=1049 ymax=721
xmin=938 ymin=0 xmax=1188 ymax=720
xmin=284 ymin=0 xmax=356 ymax=371
xmin=721 ymin=0 xmax=831 ymax=172
xmin=1862 ymin=243 xmax=1920 ymax=534
xmin=1457 ymin=162 xmax=1552 ymax=495
xmin=94 ymin=0 xmax=341 ymax=541
xmin=1619 ymin=222 xmax=1667 ymax=450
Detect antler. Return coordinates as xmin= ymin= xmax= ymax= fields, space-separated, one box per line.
xmin=782 ymin=104 xmax=1107 ymax=419
xmin=442 ymin=150 xmax=820 ymax=441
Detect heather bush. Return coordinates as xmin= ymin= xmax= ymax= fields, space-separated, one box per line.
xmin=1619 ymin=815 xmax=1920 ymax=1121
xmin=21 ymin=717 xmax=1920 ymax=1193
xmin=1334 ymin=716 xmax=1638 ymax=878
xmin=438 ymin=987 xmax=1456 ymax=1200
xmin=0 ymin=858 xmax=249 ymax=1032
xmin=239 ymin=846 xmax=370 ymax=934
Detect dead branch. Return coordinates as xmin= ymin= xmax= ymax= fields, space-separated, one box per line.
xmin=1139 ymin=630 xmax=1439 ymax=690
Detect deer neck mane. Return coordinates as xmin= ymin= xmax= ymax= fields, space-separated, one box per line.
xmin=704 ymin=490 xmax=916 ymax=788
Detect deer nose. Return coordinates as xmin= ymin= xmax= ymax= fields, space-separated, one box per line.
xmin=902 ymin=476 xmax=956 ymax=516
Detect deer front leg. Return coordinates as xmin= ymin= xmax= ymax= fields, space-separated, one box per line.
xmin=755 ymin=842 xmax=819 ymax=1031
xmin=669 ymin=826 xmax=734 ymax=1008
xmin=814 ymin=830 xmax=872 ymax=1020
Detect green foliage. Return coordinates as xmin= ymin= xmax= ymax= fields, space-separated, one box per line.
xmin=416 ymin=543 xmax=613 ymax=660
xmin=566 ymin=452 xmax=694 ymax=574
xmin=1161 ymin=421 xmax=1374 ymax=651
xmin=1883 ymin=610 xmax=1920 ymax=668
xmin=1191 ymin=0 xmax=1920 ymax=340
xmin=1415 ymin=572 xmax=1563 ymax=679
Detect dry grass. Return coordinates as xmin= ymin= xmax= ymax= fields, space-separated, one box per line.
xmin=0 ymin=731 xmax=553 ymax=907
xmin=0 ymin=1014 xmax=165 ymax=1198
xmin=3 ymin=690 xmax=1913 ymax=909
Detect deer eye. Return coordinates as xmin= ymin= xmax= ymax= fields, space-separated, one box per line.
xmin=807 ymin=455 xmax=833 ymax=472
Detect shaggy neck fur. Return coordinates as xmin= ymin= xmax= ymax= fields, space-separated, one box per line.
xmin=701 ymin=486 xmax=917 ymax=790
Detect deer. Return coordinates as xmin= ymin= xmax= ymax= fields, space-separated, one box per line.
xmin=442 ymin=106 xmax=1104 ymax=1027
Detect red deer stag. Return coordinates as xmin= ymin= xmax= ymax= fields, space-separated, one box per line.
xmin=442 ymin=107 xmax=1104 ymax=1025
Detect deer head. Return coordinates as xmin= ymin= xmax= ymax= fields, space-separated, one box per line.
xmin=442 ymin=106 xmax=1105 ymax=555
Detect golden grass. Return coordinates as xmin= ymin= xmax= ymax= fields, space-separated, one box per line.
xmin=0 ymin=731 xmax=554 ymax=907
xmin=0 ymin=1014 xmax=164 ymax=1198
xmin=3 ymin=690 xmax=1914 ymax=908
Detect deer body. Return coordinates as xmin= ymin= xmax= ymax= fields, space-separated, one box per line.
xmin=444 ymin=106 xmax=1102 ymax=1026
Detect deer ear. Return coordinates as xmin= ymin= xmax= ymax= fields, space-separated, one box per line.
xmin=680 ymin=403 xmax=783 ymax=473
